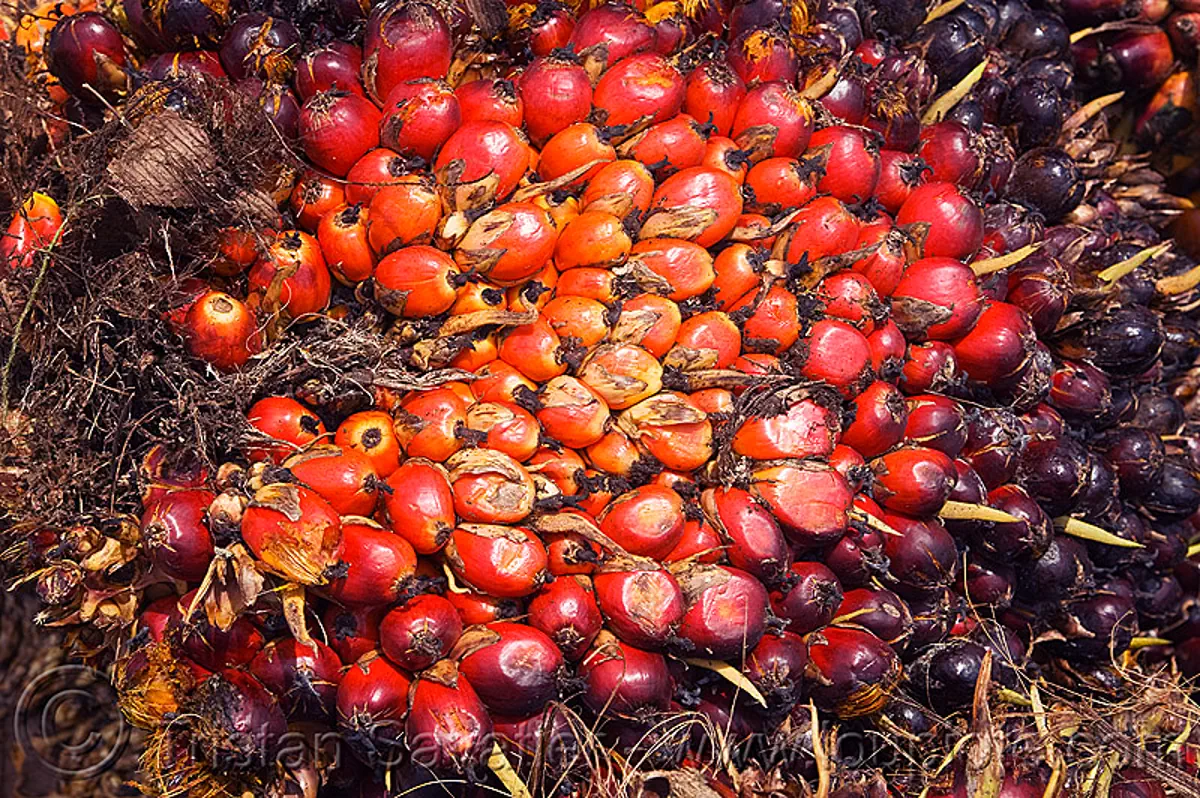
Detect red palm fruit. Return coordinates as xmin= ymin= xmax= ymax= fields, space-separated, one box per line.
xmin=456 ymin=78 xmax=523 ymax=127
xmin=186 ymin=670 xmax=286 ymax=771
xmin=593 ymin=53 xmax=685 ymax=128
xmin=379 ymin=594 xmax=462 ymax=671
xmin=732 ymin=397 xmax=840 ymax=461
xmin=543 ymin=527 xmax=601 ymax=576
xmin=727 ymin=27 xmax=799 ymax=84
xmin=445 ymin=524 xmax=548 ymax=597
xmin=471 ymin=361 xmax=536 ymax=404
xmin=837 ymin=587 xmax=913 ymax=645
xmin=1 ymin=192 xmax=65 ymax=273
xmin=382 ymin=459 xmax=455 ymax=553
xmin=798 ymin=320 xmax=873 ymax=398
xmin=345 ymin=148 xmax=413 ymax=206
xmin=555 ymin=210 xmax=630 ymax=270
xmin=752 ymin=461 xmax=853 ymax=546
xmin=619 ymin=392 xmax=714 ymax=472
xmin=841 ymin=380 xmax=907 ymax=458
xmin=624 ymin=114 xmax=710 ymax=178
xmin=246 ymin=396 xmax=325 ymax=463
xmin=745 ymin=631 xmax=808 ymax=708
xmin=248 ymin=230 xmax=332 ymax=319
xmin=744 ymin=157 xmax=819 ymax=214
xmin=141 ymin=489 xmax=215 ymax=582
xmin=581 ymin=160 xmax=656 ymax=220
xmin=542 ymin=296 xmax=609 ymax=348
xmin=579 ymin=343 xmax=663 ymax=410
xmin=917 ymin=120 xmax=982 ymax=187
xmin=806 ymin=125 xmax=881 ymax=203
xmin=527 ymin=447 xmax=585 ymax=495
xmin=890 ymin=257 xmax=984 ymax=341
xmin=183 ymin=291 xmax=261 ymax=371
xmin=555 ymin=266 xmax=618 ymax=302
xmin=612 ymin=294 xmax=682 ymax=358
xmin=434 ymin=121 xmax=529 ymax=203
xmin=529 ymin=576 xmax=603 ymax=661
xmin=586 ymin=428 xmax=642 ymax=477
xmin=337 ymin=651 xmax=411 ymax=762
xmin=675 ymin=564 xmax=769 ymax=659
xmin=318 ymin=204 xmax=374 ymax=285
xmin=882 ymin=512 xmax=959 ymax=596
xmin=447 ymin=448 xmax=536 ymax=524
xmin=373 ymin=245 xmax=459 ymax=318
xmin=771 ymin=560 xmax=843 ymax=634
xmin=666 ymin=519 xmax=724 ymax=564
xmin=871 ymin=447 xmax=956 ymax=516
xmin=46 ymin=12 xmax=129 ymax=102
xmin=867 ymin=319 xmax=906 ymax=374
xmin=953 ymin=302 xmax=1036 ymax=386
xmin=209 ymin=226 xmax=260 ymax=277
xmin=701 ymin=487 xmax=790 ymax=586
xmin=142 ymin=51 xmax=227 ymax=80
xmin=284 ymin=446 xmax=379 ymax=516
xmin=325 ymin=519 xmax=416 ymax=605
xmin=900 ymin=341 xmax=960 ymax=395
xmin=391 ymin=387 xmax=466 ymax=462
xmin=904 ymin=395 xmax=968 ymax=459
xmin=446 ymin=590 xmax=524 ymax=625
xmin=627 ymin=237 xmax=717 ymax=299
xmin=250 ymin=638 xmax=341 ymax=719
xmin=567 ymin=3 xmax=656 ymax=74
xmin=336 ymin=411 xmax=401 ymax=477
xmin=684 ymin=60 xmax=746 ymax=136
xmin=896 ymin=182 xmax=983 ymax=260
xmin=464 ymin=402 xmax=539 ymax=462
xmin=522 ymin=2 xmax=575 ymax=55
xmin=323 ymin=604 xmax=384 ymax=665
xmin=518 ymin=55 xmax=593 ymax=145
xmin=580 ymin=632 xmax=673 ymax=714
xmin=702 ymin=136 xmax=751 ymax=183
xmin=774 ymin=195 xmax=860 ymax=264
xmin=963 ymin=408 xmax=1025 ymax=490
xmin=668 ymin=311 xmax=741 ymax=369
xmin=362 ymin=1 xmax=452 ymax=103
xmin=298 ymin=91 xmax=381 ymax=177
xmin=536 ymin=376 xmax=610 ymax=449
xmin=498 ymin=318 xmax=570 ymax=383
xmin=731 ymin=82 xmax=814 ymax=161
xmin=538 ymin=124 xmax=617 ymax=185
xmin=804 ymin=626 xmax=900 ymax=718
xmin=600 ymin=485 xmax=686 ymax=559
xmin=456 ymin=201 xmax=557 ymax=286
xmin=876 ymin=149 xmax=929 ymax=214
xmin=379 ymin=78 xmax=460 ymax=161
xmin=829 ymin=444 xmax=868 ymax=484
xmin=730 ymin=283 xmax=802 ymax=354
xmin=295 ymin=42 xmax=363 ymax=100
xmin=506 ymin=263 xmax=558 ymax=313
xmin=457 ymin=623 xmax=563 ymax=716
xmin=241 ymin=484 xmax=343 ymax=585
xmin=406 ymin=662 xmax=493 ymax=773
xmin=367 ymin=177 xmax=443 ymax=254
xmin=982 ymin=485 xmax=1053 ymax=560
xmin=711 ymin=244 xmax=764 ymax=308
xmin=178 ymin=599 xmax=264 ymax=671
xmin=593 ymin=562 xmax=685 ymax=650
xmin=819 ymin=271 xmax=882 ymax=334
xmin=641 ymin=167 xmax=743 ymax=248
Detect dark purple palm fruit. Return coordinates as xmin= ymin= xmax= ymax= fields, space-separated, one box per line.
xmin=1047 ymin=361 xmax=1113 ymax=424
xmin=220 ymin=13 xmax=301 ymax=83
xmin=1145 ymin=522 xmax=1190 ymax=572
xmin=727 ymin=0 xmax=786 ymax=40
xmin=875 ymin=51 xmax=935 ymax=107
xmin=910 ymin=15 xmax=988 ymax=86
xmin=983 ymin=484 xmax=1054 ymax=560
xmin=1087 ymin=506 xmax=1150 ymax=571
xmin=1086 ymin=306 xmax=1165 ymax=375
xmin=993 ymin=341 xmax=1053 ymax=413
xmin=1048 ymin=587 xmax=1136 ymax=661
xmin=905 ymin=639 xmax=992 ymax=715
xmin=818 ymin=3 xmax=865 ymax=51
xmin=743 ymin=631 xmax=808 ymax=713
xmin=968 ymin=618 xmax=1025 ymax=686
xmin=236 ymin=79 xmax=301 ymax=140
xmin=1017 ymin=57 xmax=1075 ymax=92
xmin=942 ymin=459 xmax=988 ymax=540
xmin=882 ymin=514 xmax=959 ymax=599
xmin=46 ymin=13 xmax=130 ymax=103
xmin=1003 ymin=10 xmax=1070 ymax=58
xmin=1094 ymin=427 xmax=1165 ymax=498
xmin=1002 ymin=78 xmax=1068 ymax=150
xmin=1022 ymin=435 xmax=1090 ymax=517
xmin=1019 ymin=402 xmax=1065 ymax=458
xmin=1075 ymin=453 xmax=1121 ymax=524
xmin=1134 ymin=571 xmax=1184 ymax=626
xmin=1004 ymin=255 xmax=1070 ymax=338
xmin=186 ymin=670 xmax=287 ymax=773
xmin=863 ymin=84 xmax=921 ymax=151
xmin=1004 ymin=147 xmax=1084 ymax=222
xmin=906 ymin=587 xmax=958 ymax=650
xmin=962 ymin=407 xmax=1026 ymax=490
xmin=1132 ymin=390 xmax=1185 ymax=435
xmin=822 ymin=524 xmax=887 ymax=589
xmin=1159 ymin=313 xmax=1200 ymax=380
xmin=959 ymin=556 xmax=1016 ymax=609
xmin=1017 ymin=536 xmax=1095 ymax=603
xmin=860 ymin=0 xmax=926 ymax=39
xmin=983 ymin=202 xmax=1044 ymax=254
xmin=144 ymin=0 xmax=230 ymax=49
xmin=836 ymin=587 xmax=913 ymax=645
xmin=1143 ymin=457 xmax=1200 ymax=520
xmin=770 ymin=561 xmax=843 ymax=634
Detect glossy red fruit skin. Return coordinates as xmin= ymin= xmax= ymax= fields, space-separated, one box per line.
xmin=701 ymin=487 xmax=791 ymax=586
xmin=890 ymin=257 xmax=985 ymax=341
xmin=566 ymin=3 xmax=656 ymax=72
xmin=731 ymin=81 xmax=815 ymax=161
xmin=882 ymin=512 xmax=960 ymax=597
xmin=952 ymin=301 xmax=1036 ymax=386
xmin=592 ymin=566 xmax=685 ymax=650
xmin=744 ymin=631 xmax=809 ymax=708
xmin=446 ymin=525 xmax=548 ymax=598
xmin=179 ymin=593 xmax=265 ymax=671
xmin=379 ymin=78 xmax=461 ymax=161
xmin=529 ymin=576 xmax=604 ymax=661
xmin=183 ymin=291 xmax=261 ymax=370
xmin=286 ymin=448 xmax=379 ymax=516
xmin=246 ymin=396 xmax=325 ymax=463
xmin=593 ymin=53 xmax=685 ymax=129
xmin=518 ymin=56 xmax=593 ymax=145
xmin=806 ymin=125 xmax=881 ymax=203
xmin=323 ymin=604 xmax=384 ymax=665
xmin=799 ymin=320 xmax=874 ymax=398
xmin=876 ymin=149 xmax=929 ymax=214
xmin=299 ymin=91 xmax=382 ymax=177
xmin=406 ymin=663 xmax=493 ymax=773
xmin=434 ymin=121 xmax=529 ymax=202
xmin=458 ymin=623 xmax=563 ymax=716
xmin=904 ymin=395 xmax=968 ymax=459
xmin=684 ymin=60 xmax=747 ymax=136
xmin=345 ymin=148 xmax=414 ymax=206
xmin=675 ymin=565 xmax=769 ymax=659
xmin=250 ymin=637 xmax=342 ymax=719
xmin=295 ymin=42 xmax=364 ymax=100
xmin=819 ymin=270 xmax=883 ymax=334
xmin=336 ymin=651 xmax=412 ymax=761
xmin=379 ymin=594 xmax=462 ymax=671
xmin=248 ymin=231 xmax=332 ymax=319
xmin=896 ymin=182 xmax=983 ymax=261
xmin=325 ymin=521 xmax=416 ymax=606
xmin=240 ymin=485 xmax=344 ymax=585
xmin=362 ymin=1 xmax=453 ymax=103
xmin=731 ymin=395 xmax=838 ymax=460
xmin=456 ymin=78 xmax=524 ymax=127
xmin=867 ymin=319 xmax=906 ymax=374
xmin=752 ymin=461 xmax=854 ymax=546
xmin=644 ymin=167 xmax=743 ymax=248
xmin=900 ymin=341 xmax=960 ymax=395
xmin=580 ymin=635 xmax=673 ymax=715
xmin=141 ymin=489 xmax=216 ymax=582
xmin=727 ymin=27 xmax=799 ymax=85
xmin=599 ymin=485 xmax=686 ymax=559
xmin=46 ymin=13 xmax=129 ymax=102
xmin=805 ymin=626 xmax=900 ymax=718
xmin=318 ymin=203 xmax=374 ymax=285
xmin=775 ymin=195 xmax=860 ymax=264
xmin=770 ymin=561 xmax=843 ymax=634
xmin=841 ymin=380 xmax=907 ymax=458
xmin=871 ymin=446 xmax=957 ymax=516
xmin=917 ymin=121 xmax=981 ymax=187
xmin=382 ymin=459 xmax=455 ymax=554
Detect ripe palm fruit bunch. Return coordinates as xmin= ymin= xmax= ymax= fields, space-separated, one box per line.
xmin=12 ymin=0 xmax=1200 ymax=793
